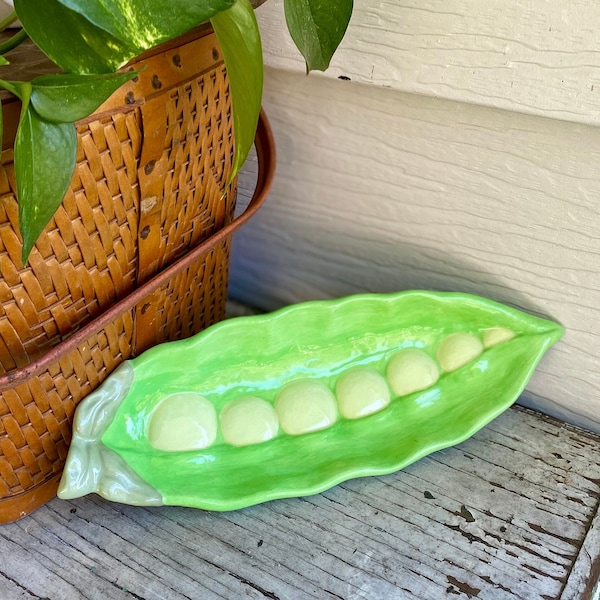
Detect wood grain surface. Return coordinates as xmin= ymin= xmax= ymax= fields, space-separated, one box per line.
xmin=0 ymin=407 xmax=598 ymax=599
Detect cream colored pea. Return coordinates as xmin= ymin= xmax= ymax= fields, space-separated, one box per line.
xmin=437 ymin=333 xmax=483 ymax=372
xmin=220 ymin=396 xmax=279 ymax=447
xmin=386 ymin=349 xmax=439 ymax=397
xmin=335 ymin=367 xmax=391 ymax=419
xmin=483 ymin=327 xmax=515 ymax=348
xmin=275 ymin=379 xmax=338 ymax=436
xmin=148 ymin=392 xmax=217 ymax=452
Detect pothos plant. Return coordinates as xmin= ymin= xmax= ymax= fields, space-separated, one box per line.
xmin=0 ymin=0 xmax=353 ymax=265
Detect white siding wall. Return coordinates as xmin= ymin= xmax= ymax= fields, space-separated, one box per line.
xmin=231 ymin=0 xmax=600 ymax=431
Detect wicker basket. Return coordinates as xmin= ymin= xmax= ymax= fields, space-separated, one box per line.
xmin=0 ymin=28 xmax=275 ymax=523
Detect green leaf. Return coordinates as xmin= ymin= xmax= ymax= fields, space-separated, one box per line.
xmin=58 ymin=0 xmax=235 ymax=42
xmin=15 ymin=105 xmax=77 ymax=264
xmin=0 ymin=79 xmax=25 ymax=148
xmin=0 ymin=79 xmax=32 ymax=168
xmin=14 ymin=0 xmax=134 ymax=73
xmin=30 ymin=70 xmax=140 ymax=123
xmin=284 ymin=0 xmax=353 ymax=72
xmin=14 ymin=0 xmax=234 ymax=74
xmin=211 ymin=0 xmax=263 ymax=180
xmin=0 ymin=56 xmax=9 ymax=66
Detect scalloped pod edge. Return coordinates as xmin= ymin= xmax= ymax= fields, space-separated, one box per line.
xmin=58 ymin=291 xmax=563 ymax=510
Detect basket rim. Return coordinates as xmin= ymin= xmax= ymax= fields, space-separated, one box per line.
xmin=0 ymin=109 xmax=275 ymax=392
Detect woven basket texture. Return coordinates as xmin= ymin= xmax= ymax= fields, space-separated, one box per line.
xmin=0 ymin=28 xmax=237 ymax=522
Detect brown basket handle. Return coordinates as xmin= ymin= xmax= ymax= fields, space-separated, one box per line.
xmin=0 ymin=109 xmax=276 ymax=392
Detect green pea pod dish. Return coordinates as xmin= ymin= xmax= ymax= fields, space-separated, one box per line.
xmin=57 ymin=291 xmax=563 ymax=510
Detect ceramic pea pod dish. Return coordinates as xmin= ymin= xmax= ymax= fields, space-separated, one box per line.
xmin=58 ymin=291 xmax=563 ymax=510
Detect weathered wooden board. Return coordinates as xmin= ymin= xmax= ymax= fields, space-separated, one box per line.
xmin=0 ymin=406 xmax=598 ymax=599
xmin=562 ymin=505 xmax=600 ymax=600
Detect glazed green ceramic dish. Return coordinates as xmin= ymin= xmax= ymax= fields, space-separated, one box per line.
xmin=58 ymin=291 xmax=563 ymax=510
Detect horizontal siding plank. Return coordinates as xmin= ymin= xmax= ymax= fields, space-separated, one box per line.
xmin=257 ymin=0 xmax=600 ymax=126
xmin=231 ymin=66 xmax=600 ymax=427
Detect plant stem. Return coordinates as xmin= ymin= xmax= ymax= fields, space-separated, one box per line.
xmin=0 ymin=11 xmax=17 ymax=32
xmin=0 ymin=28 xmax=28 ymax=55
